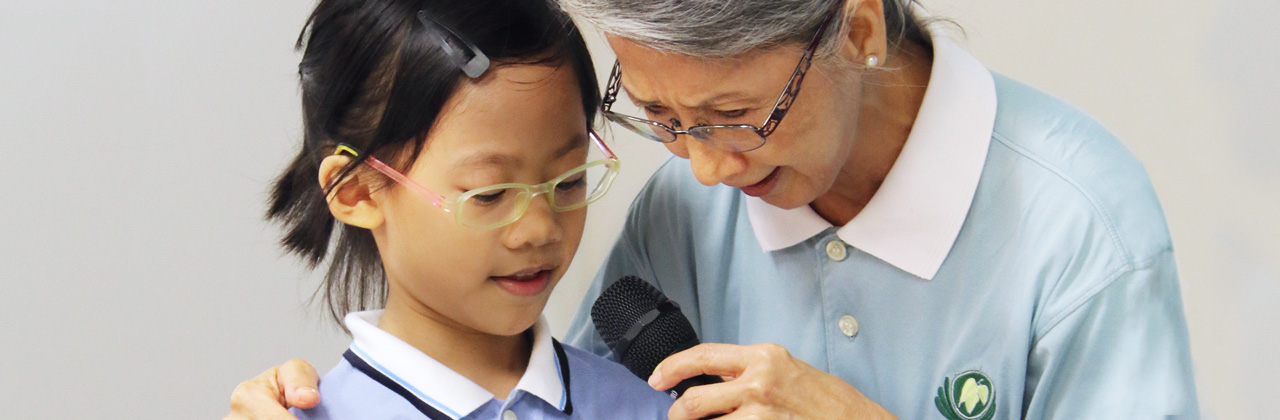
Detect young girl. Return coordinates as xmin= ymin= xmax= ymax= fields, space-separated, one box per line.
xmin=266 ymin=0 xmax=672 ymax=418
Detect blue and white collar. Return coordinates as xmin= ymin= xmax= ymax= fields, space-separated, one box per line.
xmin=343 ymin=310 xmax=573 ymax=419
xmin=746 ymin=33 xmax=997 ymax=281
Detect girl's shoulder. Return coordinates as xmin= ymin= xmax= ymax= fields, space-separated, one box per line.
xmin=290 ymin=357 xmax=422 ymax=420
xmin=557 ymin=340 xmax=675 ymax=418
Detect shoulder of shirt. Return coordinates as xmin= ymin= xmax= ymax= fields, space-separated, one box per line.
xmin=290 ymin=358 xmax=418 ymax=420
xmin=561 ymin=343 xmax=660 ymax=392
xmin=626 ymin=157 xmax=741 ymax=231
xmin=986 ymin=72 xmax=1173 ymax=268
xmin=644 ymin=156 xmax=736 ymax=201
xmin=559 ymin=343 xmax=674 ymax=412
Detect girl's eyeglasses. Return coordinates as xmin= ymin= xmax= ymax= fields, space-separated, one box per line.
xmin=333 ymin=131 xmax=620 ymax=230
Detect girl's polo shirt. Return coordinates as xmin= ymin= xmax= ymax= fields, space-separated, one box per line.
xmin=564 ymin=35 xmax=1199 ymax=418
xmin=294 ymin=311 xmax=672 ymax=420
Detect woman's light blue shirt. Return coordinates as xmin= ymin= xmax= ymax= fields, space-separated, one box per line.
xmin=564 ymin=37 xmax=1198 ymax=419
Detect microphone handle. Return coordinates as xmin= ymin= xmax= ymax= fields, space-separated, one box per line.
xmin=662 ymin=337 xmax=725 ymax=419
xmin=670 ymin=373 xmax=725 ymax=420
xmin=669 ymin=373 xmax=723 ymax=398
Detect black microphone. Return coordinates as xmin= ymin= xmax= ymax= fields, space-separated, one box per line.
xmin=591 ymin=275 xmax=723 ymax=399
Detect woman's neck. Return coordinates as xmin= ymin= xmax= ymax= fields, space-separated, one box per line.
xmin=810 ymin=40 xmax=934 ymax=226
xmin=377 ymin=296 xmax=530 ymax=399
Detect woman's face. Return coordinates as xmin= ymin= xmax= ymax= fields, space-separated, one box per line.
xmin=374 ymin=64 xmax=590 ymax=337
xmin=607 ymin=35 xmax=864 ymax=210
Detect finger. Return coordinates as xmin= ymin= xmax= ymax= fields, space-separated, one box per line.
xmin=666 ymin=380 xmax=746 ymax=420
xmin=228 ymin=376 xmax=302 ymax=420
xmin=697 ymin=405 xmax=775 ymax=420
xmin=649 ymin=343 xmax=755 ymax=390
xmin=278 ymin=359 xmax=321 ymax=409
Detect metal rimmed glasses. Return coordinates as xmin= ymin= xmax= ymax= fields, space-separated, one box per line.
xmin=599 ymin=6 xmax=839 ymax=153
xmin=333 ymin=131 xmax=620 ymax=229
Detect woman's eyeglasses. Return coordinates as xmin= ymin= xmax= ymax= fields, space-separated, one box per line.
xmin=333 ymin=131 xmax=620 ymax=230
xmin=599 ymin=6 xmax=838 ymax=153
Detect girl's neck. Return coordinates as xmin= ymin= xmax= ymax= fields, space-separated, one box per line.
xmin=376 ymin=298 xmax=531 ymax=400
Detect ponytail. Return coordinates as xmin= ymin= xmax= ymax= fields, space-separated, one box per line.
xmin=267 ymin=142 xmax=387 ymax=328
xmin=267 ymin=148 xmax=333 ymax=267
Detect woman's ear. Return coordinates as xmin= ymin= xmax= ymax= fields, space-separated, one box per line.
xmin=318 ymin=155 xmax=385 ymax=229
xmin=838 ymin=0 xmax=888 ymax=66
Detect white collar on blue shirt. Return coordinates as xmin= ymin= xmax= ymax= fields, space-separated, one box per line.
xmin=343 ymin=310 xmax=571 ymax=419
xmin=745 ymin=34 xmax=996 ymax=281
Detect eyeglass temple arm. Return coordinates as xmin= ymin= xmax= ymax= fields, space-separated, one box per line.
xmin=756 ymin=54 xmax=812 ymax=137
xmin=601 ymin=61 xmax=622 ymax=112
xmin=590 ymin=130 xmax=617 ymax=160
xmin=757 ymin=11 xmax=834 ymax=138
xmin=333 ymin=144 xmax=447 ymax=208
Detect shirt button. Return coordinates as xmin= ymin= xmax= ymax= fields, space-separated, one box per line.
xmin=825 ymin=240 xmax=848 ymax=261
xmin=838 ymin=315 xmax=860 ymax=337
xmin=503 ymin=409 xmax=517 ymax=420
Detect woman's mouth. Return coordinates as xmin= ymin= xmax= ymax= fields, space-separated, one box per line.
xmin=739 ymin=167 xmax=781 ymax=197
xmin=491 ymin=267 xmax=554 ymax=297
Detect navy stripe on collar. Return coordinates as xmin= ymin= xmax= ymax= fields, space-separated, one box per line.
xmin=551 ymin=339 xmax=574 ymax=415
xmin=344 ymin=340 xmax=576 ymax=417
xmin=343 ymin=349 xmax=453 ymax=420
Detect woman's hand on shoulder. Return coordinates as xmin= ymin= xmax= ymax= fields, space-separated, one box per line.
xmin=649 ymin=343 xmax=896 ymax=420
xmin=224 ymin=359 xmax=320 ymax=420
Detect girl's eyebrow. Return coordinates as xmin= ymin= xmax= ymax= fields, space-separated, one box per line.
xmin=454 ymin=132 xmax=588 ymax=169
xmin=455 ymin=151 xmax=514 ymax=168
xmin=553 ymin=132 xmax=588 ymax=158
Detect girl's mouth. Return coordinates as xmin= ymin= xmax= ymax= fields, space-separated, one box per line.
xmin=491 ymin=268 xmax=553 ymax=297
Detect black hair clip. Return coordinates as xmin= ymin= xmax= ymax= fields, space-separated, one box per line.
xmin=416 ymin=10 xmax=490 ymax=78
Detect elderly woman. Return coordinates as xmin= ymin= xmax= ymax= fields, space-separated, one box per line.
xmin=229 ymin=0 xmax=1198 ymax=418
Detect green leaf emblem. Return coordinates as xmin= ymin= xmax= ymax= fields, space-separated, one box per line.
xmin=935 ymin=370 xmax=996 ymax=420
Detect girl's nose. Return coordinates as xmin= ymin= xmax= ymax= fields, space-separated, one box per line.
xmin=502 ymin=195 xmax=564 ymax=249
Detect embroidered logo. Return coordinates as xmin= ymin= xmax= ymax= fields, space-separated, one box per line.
xmin=935 ymin=370 xmax=996 ymax=420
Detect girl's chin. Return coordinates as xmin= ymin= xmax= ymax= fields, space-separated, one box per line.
xmin=481 ymin=310 xmax=546 ymax=337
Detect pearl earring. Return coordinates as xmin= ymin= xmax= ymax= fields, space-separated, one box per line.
xmin=865 ymin=55 xmax=879 ymax=68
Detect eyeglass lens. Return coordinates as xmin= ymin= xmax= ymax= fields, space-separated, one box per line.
xmin=686 ymin=125 xmax=766 ymax=152
xmin=605 ymin=111 xmax=765 ymax=153
xmin=457 ymin=160 xmax=615 ymax=228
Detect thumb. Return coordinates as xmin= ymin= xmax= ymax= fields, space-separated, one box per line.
xmin=279 ymin=359 xmax=321 ymax=409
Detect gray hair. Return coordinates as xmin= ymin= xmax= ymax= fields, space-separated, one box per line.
xmin=557 ymin=0 xmax=931 ymax=58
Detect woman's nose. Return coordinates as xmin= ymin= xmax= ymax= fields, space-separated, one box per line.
xmin=680 ymin=137 xmax=749 ymax=186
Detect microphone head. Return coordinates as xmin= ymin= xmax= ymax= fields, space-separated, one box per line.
xmin=591 ymin=276 xmax=700 ymax=380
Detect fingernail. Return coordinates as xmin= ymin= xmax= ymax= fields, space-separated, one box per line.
xmin=297 ymin=387 xmax=318 ymax=395
xmin=647 ymin=370 xmax=663 ymax=388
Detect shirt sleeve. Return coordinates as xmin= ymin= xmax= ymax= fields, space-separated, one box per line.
xmin=1022 ymin=249 xmax=1199 ymax=418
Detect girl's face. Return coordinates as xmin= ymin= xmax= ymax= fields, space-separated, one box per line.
xmin=374 ymin=64 xmax=590 ymax=337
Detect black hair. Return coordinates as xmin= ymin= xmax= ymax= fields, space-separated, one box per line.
xmin=267 ymin=0 xmax=600 ymax=328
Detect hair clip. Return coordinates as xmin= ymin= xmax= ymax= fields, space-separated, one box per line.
xmin=416 ymin=10 xmax=490 ymax=78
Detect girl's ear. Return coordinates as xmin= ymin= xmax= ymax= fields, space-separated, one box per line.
xmin=318 ymin=155 xmax=385 ymax=229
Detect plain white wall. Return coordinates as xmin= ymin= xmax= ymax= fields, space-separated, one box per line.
xmin=0 ymin=1 xmax=1274 ymax=418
